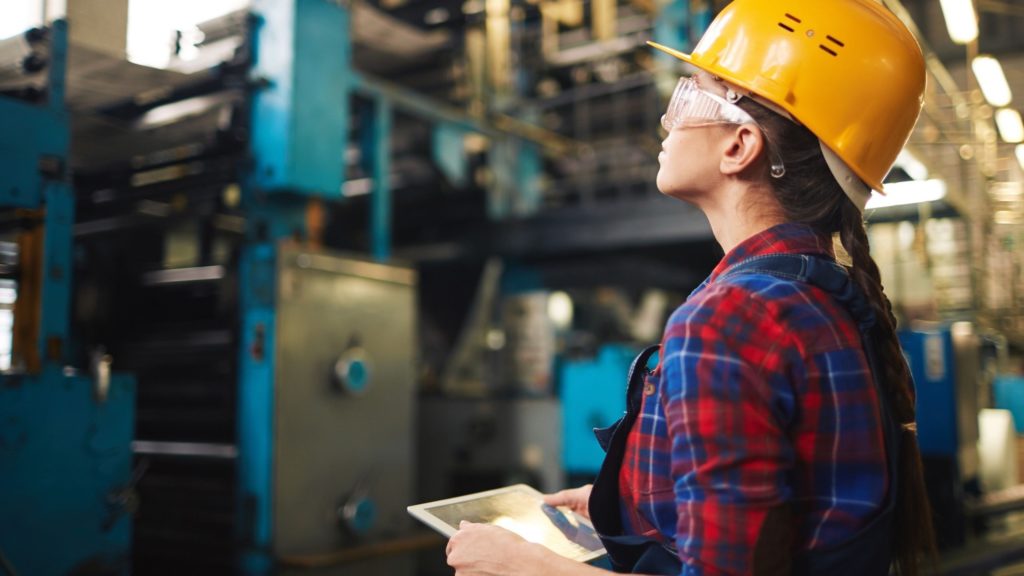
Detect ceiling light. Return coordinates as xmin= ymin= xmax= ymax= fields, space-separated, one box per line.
xmin=996 ymin=109 xmax=1024 ymax=144
xmin=939 ymin=0 xmax=978 ymax=44
xmin=1016 ymin=144 xmax=1024 ymax=171
xmin=994 ymin=210 xmax=1023 ymax=225
xmin=972 ymin=56 xmax=1013 ymax=107
xmin=867 ymin=179 xmax=947 ymax=210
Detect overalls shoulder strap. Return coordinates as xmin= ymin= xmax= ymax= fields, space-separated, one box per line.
xmin=721 ymin=253 xmax=901 ymax=576
xmin=588 ymin=343 xmax=678 ymax=574
xmin=719 ymin=253 xmax=876 ymax=332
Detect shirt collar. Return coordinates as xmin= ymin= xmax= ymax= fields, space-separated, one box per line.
xmin=709 ymin=222 xmax=836 ymax=283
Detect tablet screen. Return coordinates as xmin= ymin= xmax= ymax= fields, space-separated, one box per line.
xmin=408 ymin=484 xmax=606 ymax=562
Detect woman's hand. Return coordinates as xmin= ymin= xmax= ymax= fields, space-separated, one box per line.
xmin=446 ymin=521 xmax=545 ymax=576
xmin=542 ymin=484 xmax=593 ymax=520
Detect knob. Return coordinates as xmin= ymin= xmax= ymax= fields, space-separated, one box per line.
xmin=338 ymin=495 xmax=377 ymax=536
xmin=333 ymin=348 xmax=371 ymax=395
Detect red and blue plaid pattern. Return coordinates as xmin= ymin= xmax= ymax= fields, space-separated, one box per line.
xmin=618 ymin=223 xmax=888 ymax=575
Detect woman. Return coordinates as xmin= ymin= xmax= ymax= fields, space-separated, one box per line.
xmin=446 ymin=0 xmax=935 ymax=574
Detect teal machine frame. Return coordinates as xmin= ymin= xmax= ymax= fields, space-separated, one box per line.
xmin=0 ymin=20 xmax=137 ymax=576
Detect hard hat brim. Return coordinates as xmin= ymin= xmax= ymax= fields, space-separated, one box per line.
xmin=647 ymin=41 xmax=697 ymax=67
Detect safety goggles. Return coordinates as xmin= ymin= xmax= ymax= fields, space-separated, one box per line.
xmin=661 ymin=76 xmax=786 ymax=178
xmin=661 ymin=76 xmax=757 ymax=131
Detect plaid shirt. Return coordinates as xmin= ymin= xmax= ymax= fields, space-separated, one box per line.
xmin=618 ymin=223 xmax=888 ymax=575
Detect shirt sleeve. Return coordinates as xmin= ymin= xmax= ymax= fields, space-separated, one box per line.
xmin=661 ymin=283 xmax=799 ymax=575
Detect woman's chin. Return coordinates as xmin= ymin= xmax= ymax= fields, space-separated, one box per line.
xmin=655 ymin=174 xmax=675 ymax=197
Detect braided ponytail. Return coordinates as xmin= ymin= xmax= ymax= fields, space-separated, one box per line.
xmin=736 ymin=97 xmax=938 ymax=575
xmin=837 ymin=201 xmax=937 ymax=576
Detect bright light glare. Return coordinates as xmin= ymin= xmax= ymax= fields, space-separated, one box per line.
xmin=1016 ymin=144 xmax=1024 ymax=171
xmin=0 ymin=0 xmax=43 ymax=41
xmin=939 ymin=0 xmax=978 ymax=44
xmin=547 ymin=291 xmax=573 ymax=330
xmin=995 ymin=109 xmax=1024 ymax=144
xmin=868 ymin=179 xmax=947 ymax=209
xmin=491 ymin=516 xmax=546 ymax=544
xmin=972 ymin=56 xmax=1013 ymax=108
xmin=128 ymin=0 xmax=248 ymax=68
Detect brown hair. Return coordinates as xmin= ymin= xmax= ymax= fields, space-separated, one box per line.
xmin=739 ymin=97 xmax=937 ymax=576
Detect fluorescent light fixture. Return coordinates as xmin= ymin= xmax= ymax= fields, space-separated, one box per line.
xmin=939 ymin=0 xmax=978 ymax=44
xmin=972 ymin=56 xmax=1013 ymax=108
xmin=895 ymin=149 xmax=928 ymax=181
xmin=995 ymin=109 xmax=1024 ymax=143
xmin=994 ymin=210 xmax=1023 ymax=225
xmin=867 ymin=179 xmax=947 ymax=209
xmin=989 ymin=181 xmax=1023 ymax=202
xmin=1016 ymin=144 xmax=1024 ymax=171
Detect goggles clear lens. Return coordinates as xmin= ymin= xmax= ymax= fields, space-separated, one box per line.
xmin=661 ymin=76 xmax=755 ymax=132
xmin=661 ymin=76 xmax=786 ymax=179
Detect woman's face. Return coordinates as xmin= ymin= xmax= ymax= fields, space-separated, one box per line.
xmin=656 ymin=121 xmax=729 ymax=202
xmin=655 ymin=71 xmax=736 ymax=202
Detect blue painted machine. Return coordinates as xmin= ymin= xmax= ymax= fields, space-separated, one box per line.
xmin=560 ymin=345 xmax=640 ymax=477
xmin=900 ymin=327 xmax=959 ymax=458
xmin=0 ymin=21 xmax=136 ymax=576
xmin=899 ymin=322 xmax=981 ymax=548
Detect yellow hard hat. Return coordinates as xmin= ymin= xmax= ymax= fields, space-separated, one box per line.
xmin=649 ymin=0 xmax=926 ymax=193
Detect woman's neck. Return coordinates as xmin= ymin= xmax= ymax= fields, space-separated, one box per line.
xmin=701 ymin=183 xmax=786 ymax=254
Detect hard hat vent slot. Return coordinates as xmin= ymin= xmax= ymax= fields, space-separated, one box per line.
xmin=820 ymin=35 xmax=844 ymax=57
xmin=778 ymin=13 xmax=801 ymax=33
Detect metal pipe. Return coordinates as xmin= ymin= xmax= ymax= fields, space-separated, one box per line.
xmin=351 ymin=70 xmax=580 ymax=157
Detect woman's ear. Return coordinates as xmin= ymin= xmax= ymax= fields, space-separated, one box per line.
xmin=719 ymin=125 xmax=767 ymax=177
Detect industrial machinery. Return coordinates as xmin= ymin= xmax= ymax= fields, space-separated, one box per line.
xmin=66 ymin=1 xmax=431 ymax=572
xmin=244 ymin=245 xmax=418 ymax=572
xmin=0 ymin=21 xmax=137 ymax=576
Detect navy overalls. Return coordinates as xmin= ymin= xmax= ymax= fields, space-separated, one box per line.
xmin=587 ymin=254 xmax=901 ymax=575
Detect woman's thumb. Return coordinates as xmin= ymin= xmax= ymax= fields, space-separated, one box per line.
xmin=542 ymin=490 xmax=568 ymax=505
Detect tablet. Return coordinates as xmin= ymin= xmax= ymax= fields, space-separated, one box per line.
xmin=407 ymin=484 xmax=607 ymax=562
